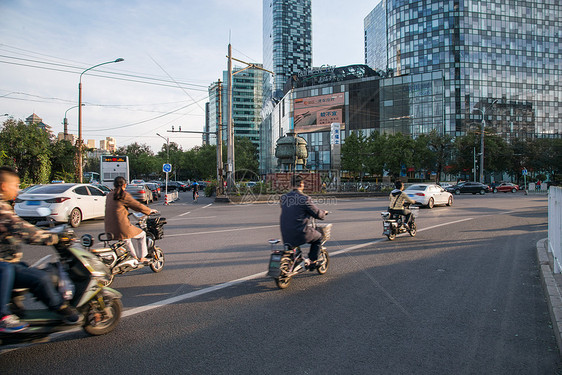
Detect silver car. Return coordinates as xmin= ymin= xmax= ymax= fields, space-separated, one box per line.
xmin=127 ymin=184 xmax=152 ymax=204
xmin=14 ymin=183 xmax=106 ymax=227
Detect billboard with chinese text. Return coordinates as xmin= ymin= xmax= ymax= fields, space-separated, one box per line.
xmin=294 ymin=93 xmax=345 ymax=133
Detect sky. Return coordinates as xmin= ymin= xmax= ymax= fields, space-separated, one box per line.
xmin=0 ymin=0 xmax=380 ymax=154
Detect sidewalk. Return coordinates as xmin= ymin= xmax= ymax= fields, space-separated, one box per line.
xmin=537 ymin=238 xmax=562 ymax=355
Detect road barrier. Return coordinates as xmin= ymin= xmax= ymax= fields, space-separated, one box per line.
xmin=163 ymin=190 xmax=179 ymax=205
xmin=549 ymin=187 xmax=562 ymax=273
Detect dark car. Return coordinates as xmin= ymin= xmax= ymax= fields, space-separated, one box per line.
xmin=446 ymin=181 xmax=490 ymax=195
xmin=145 ymin=182 xmax=160 ymax=200
xmin=165 ymin=181 xmax=182 ymax=191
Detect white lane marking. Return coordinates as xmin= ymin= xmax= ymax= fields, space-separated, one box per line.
xmin=166 ymin=224 xmax=278 ymax=237
xmin=122 ymin=272 xmax=267 ymax=317
xmin=166 ymin=216 xmax=217 ymax=221
xmin=123 ymin=215 xmax=478 ymax=318
xmin=175 ymin=203 xmax=213 ymax=217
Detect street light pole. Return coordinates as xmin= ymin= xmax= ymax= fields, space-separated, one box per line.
xmin=63 ymin=104 xmax=84 ymax=142
xmin=473 ymin=99 xmax=498 ymax=183
xmin=156 ymin=133 xmax=170 ymax=197
xmin=77 ymin=58 xmax=124 ymax=183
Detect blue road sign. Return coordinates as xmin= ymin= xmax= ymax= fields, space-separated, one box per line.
xmin=522 ymin=168 xmax=528 ymax=176
xmin=163 ymin=163 xmax=172 ymax=173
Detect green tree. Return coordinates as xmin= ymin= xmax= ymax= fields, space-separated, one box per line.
xmin=234 ymin=137 xmax=258 ymax=177
xmin=50 ymin=139 xmax=77 ymax=182
xmin=341 ymin=131 xmax=366 ymax=179
xmin=383 ymin=132 xmax=414 ymax=178
xmin=0 ymin=119 xmax=52 ymax=184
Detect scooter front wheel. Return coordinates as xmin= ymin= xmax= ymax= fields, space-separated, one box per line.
xmin=408 ymin=223 xmax=417 ymax=237
xmin=83 ymin=298 xmax=122 ymax=336
xmin=101 ymin=273 xmax=115 ymax=287
xmin=316 ymin=249 xmax=329 ymax=275
xmin=387 ymin=232 xmax=396 ymax=241
xmin=150 ymin=247 xmax=165 ymax=273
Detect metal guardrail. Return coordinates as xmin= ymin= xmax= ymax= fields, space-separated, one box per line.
xmin=549 ymin=187 xmax=562 ymax=273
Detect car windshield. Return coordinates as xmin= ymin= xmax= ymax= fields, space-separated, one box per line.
xmin=23 ymin=184 xmax=71 ymax=194
xmin=406 ymin=185 xmax=428 ymax=191
xmin=127 ymin=185 xmax=143 ymax=191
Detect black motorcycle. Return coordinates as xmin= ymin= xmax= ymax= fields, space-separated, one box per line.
xmin=1 ymin=226 xmax=122 ymax=346
xmin=267 ymin=221 xmax=332 ymax=289
xmin=381 ymin=203 xmax=418 ymax=241
xmin=86 ymin=212 xmax=166 ymax=286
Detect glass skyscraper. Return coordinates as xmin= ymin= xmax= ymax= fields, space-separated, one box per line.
xmin=364 ymin=0 xmax=388 ymax=73
xmin=366 ymin=0 xmax=561 ymax=139
xmin=263 ymin=0 xmax=312 ymax=100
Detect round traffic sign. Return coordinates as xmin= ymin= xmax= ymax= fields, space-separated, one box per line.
xmin=163 ymin=163 xmax=172 ymax=173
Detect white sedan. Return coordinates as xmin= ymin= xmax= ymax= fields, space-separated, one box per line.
xmin=15 ymin=183 xmax=106 ymax=227
xmin=404 ymin=183 xmax=453 ymax=209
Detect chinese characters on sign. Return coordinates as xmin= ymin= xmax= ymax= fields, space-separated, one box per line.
xmin=294 ymin=93 xmax=345 ymax=133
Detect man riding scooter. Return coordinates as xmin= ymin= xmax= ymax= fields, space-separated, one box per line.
xmin=0 ymin=166 xmax=80 ymax=333
xmin=388 ymin=180 xmax=416 ymax=229
xmin=280 ymin=175 xmax=328 ymax=269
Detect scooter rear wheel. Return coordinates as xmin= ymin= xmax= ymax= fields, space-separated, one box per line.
xmin=274 ymin=256 xmax=292 ymax=289
xmin=275 ymin=276 xmax=291 ymax=289
xmin=83 ymin=298 xmax=122 ymax=336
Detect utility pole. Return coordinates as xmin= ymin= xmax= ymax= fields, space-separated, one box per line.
xmin=227 ymin=43 xmax=234 ymax=191
xmin=217 ymin=80 xmax=224 ymax=196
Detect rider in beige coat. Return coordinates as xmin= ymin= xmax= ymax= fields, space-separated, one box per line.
xmin=104 ymin=177 xmax=155 ymax=263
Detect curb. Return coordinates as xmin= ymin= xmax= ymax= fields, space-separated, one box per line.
xmin=537 ymin=238 xmax=562 ymax=356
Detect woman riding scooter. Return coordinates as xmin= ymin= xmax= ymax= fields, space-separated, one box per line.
xmin=104 ymin=177 xmax=158 ymax=265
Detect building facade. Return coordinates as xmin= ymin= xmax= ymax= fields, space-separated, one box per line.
xmin=260 ymin=65 xmax=445 ymax=173
xmin=376 ymin=0 xmax=561 ymax=139
xmin=364 ymin=0 xmax=388 ymax=73
xmin=263 ymin=0 xmax=312 ymax=101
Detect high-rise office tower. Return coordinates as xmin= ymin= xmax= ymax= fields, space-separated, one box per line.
xmin=366 ymin=0 xmax=561 ymax=139
xmin=364 ymin=0 xmax=388 ymax=73
xmin=263 ymin=0 xmax=312 ymax=100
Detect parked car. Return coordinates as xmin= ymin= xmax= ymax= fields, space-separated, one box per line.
xmin=14 ymin=183 xmax=106 ymax=227
xmin=176 ymin=181 xmax=188 ymax=192
xmin=90 ymin=183 xmax=111 ymax=195
xmin=145 ymin=182 xmax=160 ymax=200
xmin=166 ymin=181 xmax=182 ymax=191
xmin=492 ymin=182 xmax=519 ymax=193
xmin=127 ymin=184 xmax=152 ymax=204
xmin=446 ymin=181 xmax=491 ymax=195
xmin=404 ymin=184 xmax=453 ymax=208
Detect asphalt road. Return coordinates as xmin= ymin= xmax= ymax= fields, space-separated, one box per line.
xmin=1 ymin=191 xmax=561 ymax=374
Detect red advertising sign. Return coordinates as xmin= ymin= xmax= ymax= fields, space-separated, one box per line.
xmin=294 ymin=93 xmax=345 ymax=133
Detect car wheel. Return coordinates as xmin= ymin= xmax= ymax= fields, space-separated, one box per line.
xmin=511 ymin=188 xmax=517 ymax=193
xmin=493 ymin=188 xmax=498 ymax=193
xmin=427 ymin=197 xmax=434 ymax=209
xmin=69 ymin=208 xmax=82 ymax=228
xmin=479 ymin=189 xmax=485 ymax=195
xmin=454 ymin=189 xmax=460 ymax=195
xmin=447 ymin=196 xmax=453 ymax=206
